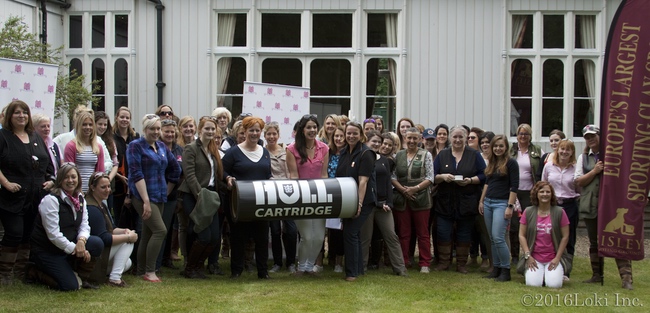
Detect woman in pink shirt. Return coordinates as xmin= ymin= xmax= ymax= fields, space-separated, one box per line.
xmin=286 ymin=114 xmax=329 ymax=275
xmin=518 ymin=181 xmax=569 ymax=288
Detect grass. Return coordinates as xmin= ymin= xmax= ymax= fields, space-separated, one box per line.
xmin=1 ymin=256 xmax=649 ymax=313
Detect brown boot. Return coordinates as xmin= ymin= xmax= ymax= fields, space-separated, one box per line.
xmin=184 ymin=241 xmax=208 ymax=279
xmin=479 ymin=258 xmax=490 ymax=270
xmin=170 ymin=229 xmax=181 ymax=261
xmin=0 ymin=246 xmax=18 ymax=285
xmin=75 ymin=257 xmax=100 ymax=289
xmin=616 ymin=258 xmax=633 ymax=290
xmin=434 ymin=242 xmax=452 ymax=271
xmin=456 ymin=243 xmax=470 ymax=274
xmin=12 ymin=244 xmax=30 ymax=281
xmin=583 ymin=248 xmax=603 ymax=283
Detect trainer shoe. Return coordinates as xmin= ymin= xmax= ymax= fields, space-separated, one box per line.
xmin=334 ymin=265 xmax=343 ymax=273
xmin=312 ymin=265 xmax=323 ymax=273
xmin=288 ymin=264 xmax=297 ymax=273
xmin=269 ymin=265 xmax=281 ymax=273
xmin=420 ymin=266 xmax=430 ymax=274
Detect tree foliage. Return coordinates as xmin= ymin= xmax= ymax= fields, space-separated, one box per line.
xmin=0 ymin=16 xmax=99 ymax=124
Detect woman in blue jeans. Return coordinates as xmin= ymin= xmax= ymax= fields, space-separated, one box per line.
xmin=478 ymin=135 xmax=519 ymax=282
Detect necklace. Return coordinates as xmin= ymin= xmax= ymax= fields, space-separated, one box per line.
xmin=538 ymin=210 xmax=550 ymax=217
xmin=306 ymin=145 xmax=314 ymax=150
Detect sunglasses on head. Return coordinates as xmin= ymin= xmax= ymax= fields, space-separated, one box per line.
xmin=161 ymin=119 xmax=177 ymax=127
xmin=364 ymin=118 xmax=376 ymax=124
xmin=144 ymin=114 xmax=159 ymax=120
xmin=201 ymin=116 xmax=219 ymax=123
xmin=370 ymin=115 xmax=383 ymax=120
xmin=239 ymin=113 xmax=252 ymax=118
xmin=302 ymin=114 xmax=317 ymax=120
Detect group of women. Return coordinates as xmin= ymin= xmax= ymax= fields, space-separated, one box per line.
xmin=0 ymin=99 xmax=633 ymax=290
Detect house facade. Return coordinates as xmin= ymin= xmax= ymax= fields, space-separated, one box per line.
xmin=1 ymin=0 xmax=623 ymax=149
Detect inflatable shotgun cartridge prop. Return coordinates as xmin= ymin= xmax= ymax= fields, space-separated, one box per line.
xmin=231 ymin=178 xmax=359 ymax=222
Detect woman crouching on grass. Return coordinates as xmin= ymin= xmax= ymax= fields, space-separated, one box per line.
xmin=86 ymin=172 xmax=137 ymax=287
xmin=518 ymin=181 xmax=569 ymax=288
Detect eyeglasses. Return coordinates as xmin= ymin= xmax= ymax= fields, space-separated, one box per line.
xmin=302 ymin=114 xmax=317 ymax=120
xmin=144 ymin=114 xmax=159 ymax=120
xmin=161 ymin=119 xmax=177 ymax=126
xmin=364 ymin=118 xmax=376 ymax=124
xmin=158 ymin=111 xmax=173 ymax=117
xmin=239 ymin=113 xmax=252 ymax=118
xmin=517 ymin=132 xmax=530 ymax=136
xmin=468 ymin=136 xmax=477 ymax=140
xmin=370 ymin=115 xmax=383 ymax=120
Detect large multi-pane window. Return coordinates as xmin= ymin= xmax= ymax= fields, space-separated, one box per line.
xmin=66 ymin=13 xmax=130 ymax=115
xmin=508 ymin=12 xmax=599 ymax=138
xmin=214 ymin=11 xmax=399 ymax=130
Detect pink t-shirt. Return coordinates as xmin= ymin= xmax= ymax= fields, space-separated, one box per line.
xmin=287 ymin=140 xmax=328 ymax=179
xmin=520 ymin=210 xmax=569 ymax=263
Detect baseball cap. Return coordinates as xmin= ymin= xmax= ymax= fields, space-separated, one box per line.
xmin=423 ymin=128 xmax=436 ymax=140
xmin=582 ymin=124 xmax=600 ymax=136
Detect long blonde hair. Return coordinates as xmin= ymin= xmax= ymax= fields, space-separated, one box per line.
xmin=74 ymin=112 xmax=100 ymax=155
xmin=484 ymin=135 xmax=510 ymax=176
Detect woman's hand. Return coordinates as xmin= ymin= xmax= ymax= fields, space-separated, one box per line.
xmin=142 ymin=201 xmax=152 ymax=220
xmin=42 ymin=181 xmax=54 ymax=191
xmin=527 ymin=257 xmax=538 ymax=271
xmin=3 ymin=181 xmax=21 ymax=193
xmin=382 ymin=204 xmax=391 ymax=212
xmin=504 ymin=207 xmax=513 ymax=219
xmin=548 ymin=258 xmax=560 ymax=271
xmin=403 ymin=186 xmax=417 ymax=200
xmin=74 ymin=239 xmax=86 ymax=256
xmin=443 ymin=174 xmax=454 ymax=183
xmin=226 ymin=176 xmax=235 ymax=190
xmin=478 ymin=202 xmax=484 ymax=215
xmin=456 ymin=177 xmax=470 ymax=186
xmin=116 ymin=173 xmax=128 ymax=184
xmin=354 ymin=202 xmax=362 ymax=218
xmin=124 ymin=196 xmax=132 ymax=208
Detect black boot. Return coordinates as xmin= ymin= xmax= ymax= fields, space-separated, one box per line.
xmin=0 ymin=246 xmax=18 ymax=285
xmin=484 ymin=266 xmax=500 ymax=279
xmin=495 ymin=267 xmax=511 ymax=282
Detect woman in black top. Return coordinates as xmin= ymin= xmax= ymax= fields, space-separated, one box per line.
xmin=335 ymin=121 xmax=376 ymax=281
xmin=433 ymin=126 xmax=486 ymax=273
xmin=0 ymin=100 xmax=54 ymax=285
xmin=478 ymin=135 xmax=519 ymax=282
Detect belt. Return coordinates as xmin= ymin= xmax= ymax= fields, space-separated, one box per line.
xmin=557 ymin=197 xmax=578 ymax=205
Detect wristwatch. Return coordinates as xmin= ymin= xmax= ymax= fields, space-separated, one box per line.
xmin=507 ymin=203 xmax=515 ymax=209
xmin=524 ymin=252 xmax=530 ymax=260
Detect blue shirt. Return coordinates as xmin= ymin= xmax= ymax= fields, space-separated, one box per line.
xmin=127 ymin=138 xmax=181 ymax=203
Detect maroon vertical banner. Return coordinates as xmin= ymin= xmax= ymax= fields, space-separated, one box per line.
xmin=598 ymin=0 xmax=650 ymax=260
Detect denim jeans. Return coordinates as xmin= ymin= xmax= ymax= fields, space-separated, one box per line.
xmin=483 ymin=197 xmax=510 ymax=269
xmin=436 ymin=214 xmax=474 ymax=243
xmin=343 ymin=204 xmax=373 ymax=278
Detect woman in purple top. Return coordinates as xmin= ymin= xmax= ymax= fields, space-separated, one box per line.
xmin=286 ymin=114 xmax=329 ymax=275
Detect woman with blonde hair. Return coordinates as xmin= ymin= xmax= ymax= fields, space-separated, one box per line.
xmin=317 ymin=114 xmax=341 ymax=144
xmin=177 ymin=116 xmax=197 ymax=147
xmin=112 ymin=106 xmax=140 ymax=226
xmin=127 ymin=114 xmax=181 ymax=282
xmin=64 ymin=111 xmax=105 ymax=193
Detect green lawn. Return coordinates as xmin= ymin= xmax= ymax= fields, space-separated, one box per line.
xmin=1 ymin=256 xmax=648 ymax=313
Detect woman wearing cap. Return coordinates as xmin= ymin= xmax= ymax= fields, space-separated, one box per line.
xmin=510 ymin=123 xmax=543 ymax=263
xmin=575 ymin=124 xmax=632 ymax=289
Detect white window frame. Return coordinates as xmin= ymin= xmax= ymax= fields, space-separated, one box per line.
xmin=507 ymin=11 xmax=603 ymax=142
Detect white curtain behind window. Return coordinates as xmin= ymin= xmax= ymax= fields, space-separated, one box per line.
xmin=510 ymin=15 xmax=528 ymax=134
xmin=579 ymin=15 xmax=596 ymax=124
xmin=385 ymin=14 xmax=397 ymax=92
xmin=217 ymin=14 xmax=237 ymax=106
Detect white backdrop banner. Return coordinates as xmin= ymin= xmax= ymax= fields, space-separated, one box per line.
xmin=243 ymin=81 xmax=310 ymax=145
xmin=0 ymin=58 xmax=58 ymax=122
